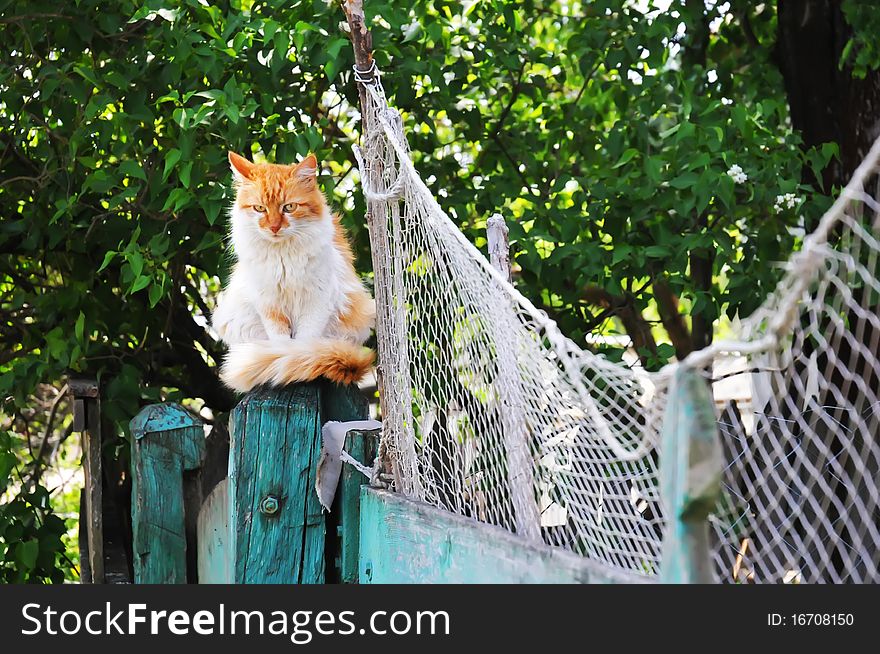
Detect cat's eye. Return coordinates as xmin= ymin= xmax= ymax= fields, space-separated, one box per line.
xmin=282 ymin=203 xmax=298 ymax=213
xmin=253 ymin=204 xmax=266 ymax=212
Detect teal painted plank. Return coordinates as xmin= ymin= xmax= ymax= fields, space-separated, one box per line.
xmin=358 ymin=487 xmax=653 ymax=584
xmin=338 ymin=431 xmax=375 ymax=583
xmin=131 ymin=403 xmax=204 ymax=443
xmin=321 ymin=382 xmax=370 ymax=584
xmin=130 ymin=403 xmax=205 ymax=584
xmin=658 ymin=368 xmax=723 ymax=584
xmin=197 ymin=479 xmax=232 ymax=583
xmin=229 ymin=384 xmax=326 ymax=583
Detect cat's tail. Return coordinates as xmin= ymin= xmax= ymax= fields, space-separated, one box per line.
xmin=220 ymin=338 xmax=375 ymax=392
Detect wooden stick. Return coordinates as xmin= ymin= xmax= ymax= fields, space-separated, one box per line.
xmin=341 ymin=0 xmax=401 ymax=486
xmin=487 ymin=213 xmax=512 ymax=281
xmin=486 ymin=214 xmax=542 ymax=542
xmin=84 ymin=397 xmax=103 ymax=584
xmin=732 ymin=536 xmax=750 ymax=582
xmin=70 ymin=377 xmax=103 ymax=583
xmin=342 ymin=1 xmax=374 ymax=83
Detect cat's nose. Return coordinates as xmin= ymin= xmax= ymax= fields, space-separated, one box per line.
xmin=270 ymin=224 xmax=281 ymax=234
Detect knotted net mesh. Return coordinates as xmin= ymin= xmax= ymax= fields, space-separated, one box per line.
xmin=353 ymin=67 xmax=880 ymax=583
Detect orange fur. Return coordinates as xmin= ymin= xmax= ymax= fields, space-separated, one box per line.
xmin=221 ymin=339 xmax=375 ymax=391
xmin=265 ymin=307 xmax=291 ymax=334
xmin=331 ymin=214 xmax=375 ymax=333
xmin=332 ymin=214 xmax=357 ymax=266
xmin=229 ymin=151 xmax=325 ymax=235
xmin=216 ymin=151 xmax=376 ymax=390
xmin=339 ymin=290 xmax=376 ymax=334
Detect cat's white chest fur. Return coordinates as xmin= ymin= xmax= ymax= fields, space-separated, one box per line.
xmin=249 ymin=232 xmax=345 ymax=336
xmin=213 ymin=209 xmax=352 ymax=343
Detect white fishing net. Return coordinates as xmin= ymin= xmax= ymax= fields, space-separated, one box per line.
xmin=353 ymin=65 xmax=880 ymax=583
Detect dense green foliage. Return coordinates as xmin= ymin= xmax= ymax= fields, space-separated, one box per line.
xmin=1 ymin=0 xmax=878 ymax=579
xmin=0 ymin=431 xmax=73 ymax=582
xmin=372 ymin=0 xmax=837 ymax=362
xmin=841 ymin=0 xmax=880 ymax=78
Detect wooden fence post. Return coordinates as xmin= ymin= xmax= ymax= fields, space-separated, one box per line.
xmin=197 ymin=477 xmax=232 ymax=583
xmin=228 ymin=381 xmax=368 ymax=584
xmin=486 ymin=214 xmax=542 ymax=542
xmin=196 ymin=418 xmax=232 ymax=583
xmin=70 ymin=378 xmax=103 ymax=584
xmin=335 ymin=430 xmax=377 ymax=582
xmin=130 ymin=403 xmax=205 ymax=584
xmin=659 ymin=367 xmax=723 ymax=583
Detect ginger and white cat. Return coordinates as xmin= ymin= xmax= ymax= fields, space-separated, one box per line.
xmin=212 ymin=151 xmax=375 ymax=392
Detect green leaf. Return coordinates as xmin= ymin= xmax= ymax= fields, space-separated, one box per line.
xmin=612 ymin=148 xmax=639 ymax=169
xmin=15 ymin=539 xmax=39 ymax=571
xmin=75 ymin=312 xmax=85 ymax=343
xmin=180 ymin=161 xmax=193 ymax=188
xmin=162 ymin=188 xmax=192 ymax=212
xmin=51 ymin=198 xmax=69 ymax=224
xmin=669 ymin=172 xmax=699 ymax=189
xmin=97 ymin=251 xmax=116 ymax=273
xmin=821 ymin=141 xmax=840 ymax=164
xmin=73 ymin=64 xmax=100 ymax=88
xmin=659 ymin=124 xmax=680 ymax=139
xmin=325 ymin=58 xmax=339 ymax=82
xmin=163 ymin=148 xmax=182 ymax=182
xmin=119 ymin=160 xmax=147 ymax=182
xmin=130 ymin=275 xmax=151 ymax=294
xmin=148 ymin=282 xmax=163 ymax=308
xmin=645 ymin=245 xmax=672 ymax=258
xmin=326 ymin=37 xmax=347 ymax=59
xmin=128 ymin=251 xmax=144 ymax=278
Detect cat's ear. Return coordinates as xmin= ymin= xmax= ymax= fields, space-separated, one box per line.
xmin=295 ymin=153 xmax=318 ymax=182
xmin=228 ymin=151 xmax=255 ymax=181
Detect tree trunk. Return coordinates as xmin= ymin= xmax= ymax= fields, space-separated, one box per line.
xmin=776 ymin=0 xmax=880 ymax=191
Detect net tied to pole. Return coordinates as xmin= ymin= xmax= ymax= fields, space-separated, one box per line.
xmin=353 ymin=62 xmax=880 ymax=583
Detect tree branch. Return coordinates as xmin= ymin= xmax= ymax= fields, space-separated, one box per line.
xmin=30 ymin=383 xmax=68 ymax=487
xmin=580 ymin=285 xmax=658 ymax=366
xmin=652 ymin=278 xmax=694 ymax=359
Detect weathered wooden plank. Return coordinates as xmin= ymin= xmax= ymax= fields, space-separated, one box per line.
xmin=77 ymin=490 xmax=91 ymax=583
xmin=659 ymin=367 xmax=724 ymax=584
xmin=71 ymin=376 xmax=104 ymax=584
xmin=337 ymin=430 xmax=376 ymax=583
xmin=130 ymin=403 xmax=205 ymax=584
xmin=358 ymin=487 xmax=653 ymax=584
xmin=229 ymin=384 xmax=326 ymax=583
xmin=83 ymin=398 xmax=104 ymax=583
xmin=197 ymin=478 xmax=232 ymax=583
xmin=487 ymin=213 xmax=512 ymax=280
xmin=486 ymin=213 xmax=542 ymax=542
xmin=321 ymin=382 xmax=371 ymax=583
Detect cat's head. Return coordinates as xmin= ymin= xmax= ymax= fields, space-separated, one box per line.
xmin=227 ymin=151 xmax=326 ymax=241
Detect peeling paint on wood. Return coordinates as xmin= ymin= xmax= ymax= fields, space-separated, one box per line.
xmin=229 ymin=385 xmax=326 ymax=584
xmin=358 ymin=487 xmax=653 ymax=584
xmin=659 ymin=368 xmax=723 ymax=584
xmin=320 ymin=382 xmax=370 ymax=583
xmin=197 ymin=479 xmax=232 ymax=583
xmin=226 ymin=382 xmax=368 ymax=584
xmin=130 ymin=403 xmax=205 ymax=584
xmin=337 ymin=430 xmax=376 ymax=583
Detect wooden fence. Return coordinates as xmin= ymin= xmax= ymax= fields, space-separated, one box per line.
xmin=121 ymin=368 xmax=720 ymax=584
